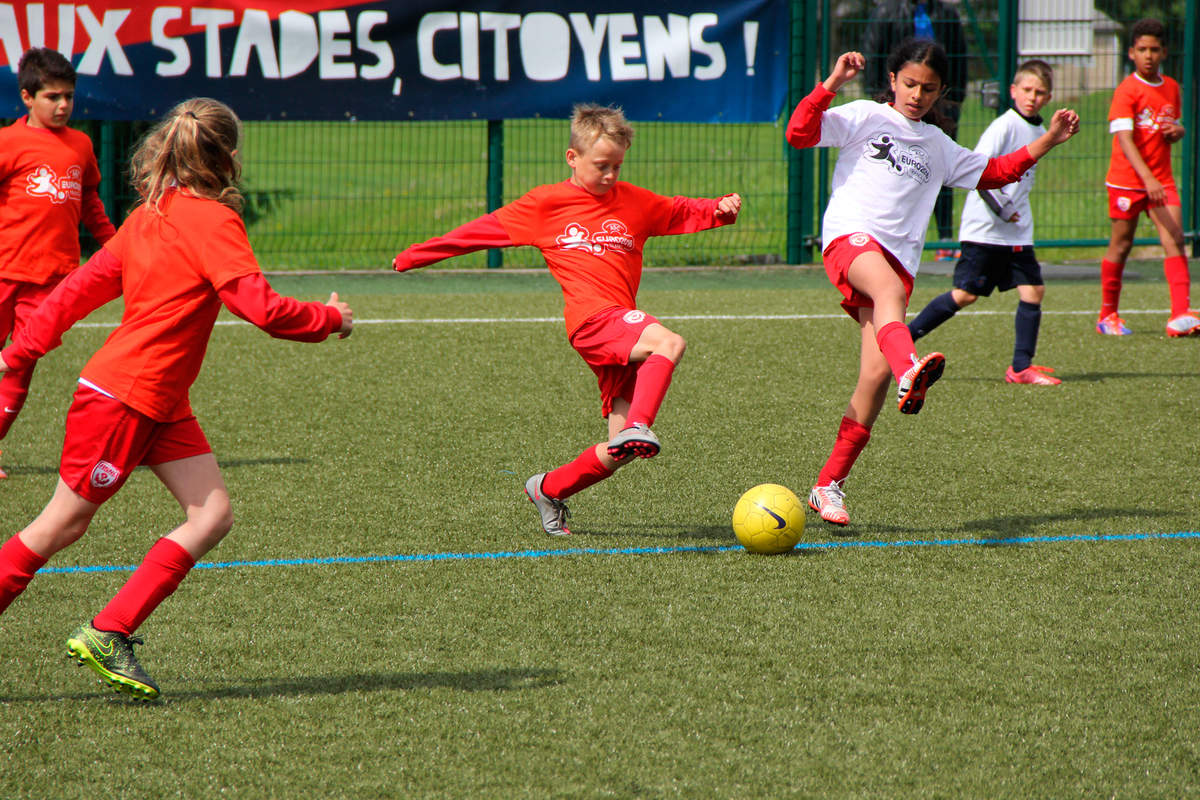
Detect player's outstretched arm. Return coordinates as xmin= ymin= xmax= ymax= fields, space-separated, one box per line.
xmin=0 ymin=247 xmax=124 ymax=373
xmin=787 ymin=53 xmax=863 ymax=150
xmin=716 ymin=193 xmax=742 ymax=219
xmin=393 ymin=214 xmax=515 ymax=272
xmin=823 ymin=52 xmax=865 ymax=94
xmin=217 ymin=274 xmax=350 ymax=342
xmin=327 ymin=291 xmax=354 ymax=339
xmin=977 ymin=110 xmax=1079 ymax=190
xmin=1027 ymin=109 xmax=1079 ymax=159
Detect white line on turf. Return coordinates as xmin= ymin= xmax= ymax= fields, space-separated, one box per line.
xmin=69 ymin=309 xmax=1172 ymax=329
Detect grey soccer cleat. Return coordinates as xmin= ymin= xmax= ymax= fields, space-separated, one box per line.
xmin=606 ymin=423 xmax=661 ymax=459
xmin=524 ymin=473 xmax=571 ymax=536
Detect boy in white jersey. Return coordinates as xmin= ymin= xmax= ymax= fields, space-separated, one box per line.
xmin=908 ymin=60 xmax=1062 ymax=385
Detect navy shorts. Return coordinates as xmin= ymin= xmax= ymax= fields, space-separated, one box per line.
xmin=952 ymin=242 xmax=1043 ymax=297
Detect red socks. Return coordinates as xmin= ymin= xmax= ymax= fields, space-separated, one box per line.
xmin=1163 ymin=255 xmax=1192 ymax=317
xmin=1100 ymin=258 xmax=1124 ymax=318
xmin=92 ymin=538 xmax=196 ymax=636
xmin=0 ymin=534 xmax=48 ymax=614
xmin=626 ymin=355 xmax=676 ymax=428
xmin=817 ymin=416 xmax=872 ymax=486
xmin=875 ymin=321 xmax=916 ymax=382
xmin=542 ymin=445 xmax=614 ymax=500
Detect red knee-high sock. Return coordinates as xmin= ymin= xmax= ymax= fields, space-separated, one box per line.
xmin=626 ymin=355 xmax=676 ymax=428
xmin=92 ymin=538 xmax=195 ymax=636
xmin=1163 ymin=255 xmax=1192 ymax=317
xmin=875 ymin=321 xmax=916 ymax=382
xmin=0 ymin=367 xmax=33 ymax=440
xmin=542 ymin=446 xmax=614 ymax=500
xmin=1100 ymin=258 xmax=1124 ymax=318
xmin=817 ymin=416 xmax=872 ymax=486
xmin=0 ymin=534 xmax=48 ymax=614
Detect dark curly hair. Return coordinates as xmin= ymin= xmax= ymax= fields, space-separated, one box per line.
xmin=873 ymin=38 xmax=954 ymax=134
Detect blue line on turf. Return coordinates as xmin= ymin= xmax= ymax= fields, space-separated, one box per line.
xmin=38 ymin=530 xmax=1200 ymax=575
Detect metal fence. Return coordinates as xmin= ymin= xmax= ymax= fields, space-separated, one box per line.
xmin=11 ymin=0 xmax=1198 ymax=269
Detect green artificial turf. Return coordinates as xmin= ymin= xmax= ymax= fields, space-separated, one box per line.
xmin=1 ymin=267 xmax=1197 ymax=798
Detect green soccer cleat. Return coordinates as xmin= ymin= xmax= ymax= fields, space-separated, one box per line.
xmin=67 ymin=623 xmax=161 ymax=700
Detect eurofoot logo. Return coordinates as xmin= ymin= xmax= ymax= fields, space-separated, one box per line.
xmin=864 ymin=133 xmax=931 ymax=184
xmin=556 ymin=219 xmax=635 ymax=256
xmin=26 ymin=164 xmax=83 ymax=204
xmin=90 ymin=461 xmax=121 ymax=489
xmin=849 ymin=232 xmax=871 ymax=247
xmin=622 ymin=310 xmax=646 ymax=324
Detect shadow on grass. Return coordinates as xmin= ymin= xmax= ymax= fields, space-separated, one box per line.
xmin=575 ymin=523 xmax=733 ymax=543
xmin=0 ymin=456 xmax=306 ymax=478
xmin=945 ymin=371 xmax=1184 ymax=384
xmin=830 ymin=506 xmax=1170 ymax=540
xmin=1 ymin=666 xmax=564 ymax=705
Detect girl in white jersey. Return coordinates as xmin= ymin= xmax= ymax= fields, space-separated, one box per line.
xmin=785 ymin=40 xmax=1078 ymax=526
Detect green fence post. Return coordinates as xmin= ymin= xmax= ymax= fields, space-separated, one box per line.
xmin=786 ymin=0 xmax=816 ymax=264
xmin=1185 ymin=0 xmax=1198 ymax=255
xmin=816 ymin=0 xmax=830 ymax=222
xmin=486 ymin=119 xmax=503 ymax=268
xmin=996 ymin=0 xmax=1017 ymax=115
xmin=99 ymin=121 xmax=117 ymax=222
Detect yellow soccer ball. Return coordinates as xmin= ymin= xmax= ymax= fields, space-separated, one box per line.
xmin=731 ymin=483 xmax=806 ymax=554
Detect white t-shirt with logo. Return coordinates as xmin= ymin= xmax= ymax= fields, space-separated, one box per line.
xmin=819 ymin=100 xmax=988 ymax=276
xmin=958 ymin=109 xmax=1044 ymax=247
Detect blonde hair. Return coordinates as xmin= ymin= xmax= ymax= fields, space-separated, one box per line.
xmin=1013 ymin=59 xmax=1053 ymax=93
xmin=569 ymin=103 xmax=634 ymax=153
xmin=129 ymin=98 xmax=243 ymax=213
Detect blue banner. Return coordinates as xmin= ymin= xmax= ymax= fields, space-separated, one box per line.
xmin=0 ymin=1 xmax=788 ymax=121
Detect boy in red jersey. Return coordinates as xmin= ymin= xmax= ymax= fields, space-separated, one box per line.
xmin=393 ymin=103 xmax=740 ymax=536
xmin=1097 ymin=18 xmax=1198 ymax=337
xmin=0 ymin=48 xmax=116 ymax=477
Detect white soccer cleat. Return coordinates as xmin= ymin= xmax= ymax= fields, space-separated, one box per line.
xmin=808 ymin=480 xmax=849 ymax=526
xmin=1166 ymin=311 xmax=1200 ymax=338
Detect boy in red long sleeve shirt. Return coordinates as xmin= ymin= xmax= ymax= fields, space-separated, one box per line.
xmin=0 ymin=48 xmax=116 ymax=478
xmin=394 ymin=103 xmax=740 ymax=536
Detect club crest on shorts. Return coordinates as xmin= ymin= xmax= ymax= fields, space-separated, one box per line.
xmin=849 ymin=232 xmax=871 ymax=247
xmin=622 ymin=310 xmax=646 ymax=324
xmin=1117 ymin=195 xmax=1132 ymax=212
xmin=90 ymin=460 xmax=121 ymax=488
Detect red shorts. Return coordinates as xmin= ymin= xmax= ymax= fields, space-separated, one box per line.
xmin=570 ymin=307 xmax=658 ymax=417
xmin=60 ymin=384 xmax=211 ymax=504
xmin=822 ymin=233 xmax=915 ymax=319
xmin=1107 ymin=185 xmax=1180 ymax=219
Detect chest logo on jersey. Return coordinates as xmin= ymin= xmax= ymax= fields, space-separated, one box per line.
xmin=863 ymin=133 xmax=931 ymax=184
xmin=26 ymin=164 xmax=82 ymax=204
xmin=1135 ymin=105 xmax=1177 ymax=131
xmin=556 ymin=219 xmax=635 ymax=256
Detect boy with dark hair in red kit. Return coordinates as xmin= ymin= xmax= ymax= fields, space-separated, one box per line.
xmin=393 ymin=103 xmax=740 ymax=536
xmin=1097 ymin=18 xmax=1197 ymax=337
xmin=0 ymin=47 xmax=116 ymax=478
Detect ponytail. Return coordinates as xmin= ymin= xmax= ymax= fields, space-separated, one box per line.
xmin=129 ymin=98 xmax=244 ymax=213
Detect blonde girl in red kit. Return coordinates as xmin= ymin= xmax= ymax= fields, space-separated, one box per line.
xmin=0 ymin=98 xmax=353 ymax=700
xmin=393 ymin=104 xmax=740 ymax=537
